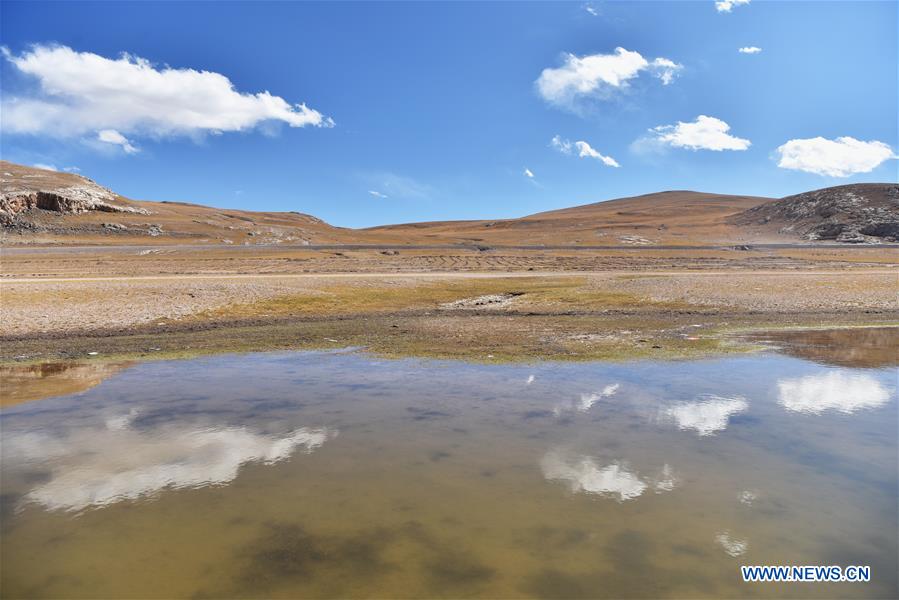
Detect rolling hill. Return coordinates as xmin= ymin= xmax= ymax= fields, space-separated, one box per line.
xmin=2 ymin=161 xmax=895 ymax=247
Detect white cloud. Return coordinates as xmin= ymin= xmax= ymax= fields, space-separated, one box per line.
xmin=368 ymin=190 xmax=388 ymax=199
xmin=536 ymin=47 xmax=682 ymax=109
xmin=1 ymin=44 xmax=333 ymax=144
xmin=576 ymin=140 xmax=621 ymax=167
xmin=524 ymin=168 xmax=535 ymax=178
xmin=583 ymin=3 xmax=600 ymax=17
xmin=31 ymin=163 xmax=81 ymax=172
xmin=716 ymin=0 xmax=750 ymax=13
xmin=550 ymin=135 xmax=573 ymax=155
xmin=97 ymin=129 xmax=139 ymax=154
xmin=552 ymin=135 xmax=620 ymax=167
xmin=371 ymin=172 xmax=433 ymax=199
xmin=650 ymin=57 xmax=682 ymax=85
xmin=648 ymin=115 xmax=751 ymax=151
xmin=663 ymin=395 xmax=748 ymax=436
xmin=775 ymin=136 xmax=897 ymax=177
xmin=777 ymin=371 xmax=891 ymax=414
xmin=738 ymin=46 xmax=762 ymax=54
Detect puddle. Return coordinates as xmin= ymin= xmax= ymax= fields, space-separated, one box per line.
xmin=0 ymin=348 xmax=896 ymax=598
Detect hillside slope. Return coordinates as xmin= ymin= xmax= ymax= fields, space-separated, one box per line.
xmin=0 ymin=161 xmax=349 ymax=246
xmin=365 ymin=191 xmax=775 ymax=246
xmin=730 ymin=183 xmax=899 ymax=243
xmin=2 ymin=161 xmax=895 ymax=247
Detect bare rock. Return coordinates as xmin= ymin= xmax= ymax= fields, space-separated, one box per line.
xmin=731 ymin=183 xmax=899 ymax=244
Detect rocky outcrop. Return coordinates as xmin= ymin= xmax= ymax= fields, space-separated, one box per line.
xmin=1 ymin=162 xmax=150 ymax=229
xmin=1 ymin=186 xmax=149 ymax=227
xmin=731 ymin=183 xmax=899 ymax=243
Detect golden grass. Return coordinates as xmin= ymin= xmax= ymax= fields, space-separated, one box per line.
xmin=204 ymin=276 xmax=685 ymax=320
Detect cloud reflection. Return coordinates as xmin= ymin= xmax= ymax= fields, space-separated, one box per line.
xmin=540 ymin=450 xmax=677 ymax=501
xmin=777 ymin=371 xmax=891 ymax=414
xmin=553 ymin=383 xmax=620 ymax=415
xmin=5 ymin=414 xmax=335 ymax=512
xmin=715 ymin=531 xmax=748 ymax=557
xmin=663 ymin=395 xmax=748 ymax=436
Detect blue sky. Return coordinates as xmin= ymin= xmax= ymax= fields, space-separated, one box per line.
xmin=1 ymin=1 xmax=896 ymax=227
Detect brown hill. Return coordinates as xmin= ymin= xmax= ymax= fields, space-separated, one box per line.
xmin=367 ymin=191 xmax=775 ymax=246
xmin=3 ymin=160 xmax=894 ymax=247
xmin=730 ymin=183 xmax=899 ymax=243
xmin=0 ymin=161 xmax=350 ymax=246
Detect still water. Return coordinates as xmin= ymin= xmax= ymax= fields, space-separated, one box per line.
xmin=1 ymin=340 xmax=896 ymax=598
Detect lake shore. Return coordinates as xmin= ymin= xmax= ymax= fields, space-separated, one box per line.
xmin=2 ymin=246 xmax=896 ymax=365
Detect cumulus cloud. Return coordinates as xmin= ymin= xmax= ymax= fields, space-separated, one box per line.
xmin=551 ymin=135 xmax=620 ymax=167
xmin=584 ymin=4 xmax=600 ymax=17
xmin=663 ymin=395 xmax=749 ymax=436
xmin=541 ymin=449 xmax=677 ymax=501
xmin=97 ymin=129 xmax=139 ymax=154
xmin=777 ymin=371 xmax=891 ymax=414
xmin=775 ymin=136 xmax=897 ymax=177
xmin=716 ymin=0 xmax=750 ymax=13
xmin=524 ymin=168 xmax=535 ymax=179
xmin=738 ymin=46 xmax=762 ymax=54
xmin=650 ymin=57 xmax=682 ymax=85
xmin=536 ymin=47 xmax=682 ymax=109
xmin=1 ymin=44 xmax=333 ymax=144
xmin=368 ymin=190 xmax=388 ymax=199
xmin=647 ymin=115 xmax=751 ymax=151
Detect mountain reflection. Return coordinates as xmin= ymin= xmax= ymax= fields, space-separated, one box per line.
xmin=3 ymin=410 xmax=335 ymax=512
xmin=777 ymin=371 xmax=892 ymax=414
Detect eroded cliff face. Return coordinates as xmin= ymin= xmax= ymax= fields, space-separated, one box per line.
xmin=0 ymin=162 xmax=149 ymax=229
xmin=1 ymin=189 xmax=150 ymax=226
xmin=731 ymin=183 xmax=899 ymax=243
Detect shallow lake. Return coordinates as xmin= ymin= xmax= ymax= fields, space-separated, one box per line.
xmin=1 ymin=339 xmax=896 ymax=598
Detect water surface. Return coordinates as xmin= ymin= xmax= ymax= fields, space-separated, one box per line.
xmin=1 ymin=346 xmax=896 ymax=598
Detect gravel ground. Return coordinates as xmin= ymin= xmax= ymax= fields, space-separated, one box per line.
xmin=2 ymin=270 xmax=896 ymax=338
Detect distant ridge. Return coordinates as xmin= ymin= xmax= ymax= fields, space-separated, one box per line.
xmin=2 ymin=161 xmax=895 ymax=246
